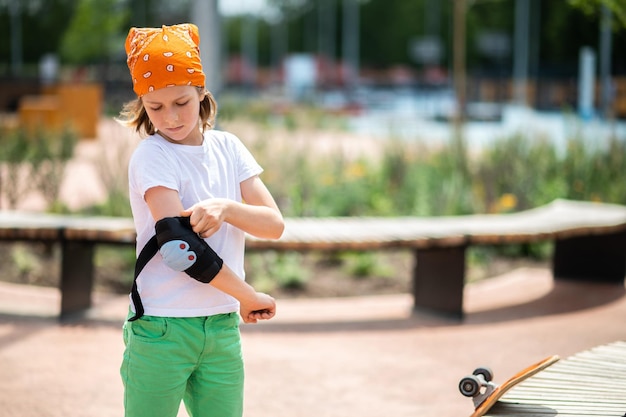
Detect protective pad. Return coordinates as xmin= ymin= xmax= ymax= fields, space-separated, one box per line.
xmin=155 ymin=216 xmax=223 ymax=283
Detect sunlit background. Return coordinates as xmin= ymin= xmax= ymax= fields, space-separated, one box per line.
xmin=0 ymin=0 xmax=625 ymax=217
xmin=1 ymin=5 xmax=626 ymax=416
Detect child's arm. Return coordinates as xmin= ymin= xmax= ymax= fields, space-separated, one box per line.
xmin=145 ymin=185 xmax=276 ymax=323
xmin=181 ymin=175 xmax=285 ymax=240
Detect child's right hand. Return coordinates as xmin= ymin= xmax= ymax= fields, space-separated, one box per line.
xmin=240 ymin=292 xmax=276 ymax=324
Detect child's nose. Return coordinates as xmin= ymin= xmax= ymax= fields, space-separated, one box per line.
xmin=165 ymin=109 xmax=179 ymax=123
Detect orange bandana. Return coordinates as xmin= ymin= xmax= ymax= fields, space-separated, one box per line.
xmin=125 ymin=23 xmax=206 ymax=97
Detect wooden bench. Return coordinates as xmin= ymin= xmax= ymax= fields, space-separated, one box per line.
xmin=485 ymin=340 xmax=626 ymax=416
xmin=1 ymin=199 xmax=625 ymax=320
xmin=0 ymin=214 xmax=136 ymax=319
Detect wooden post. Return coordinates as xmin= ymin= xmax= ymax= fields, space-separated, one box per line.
xmin=553 ymin=229 xmax=626 ymax=283
xmin=412 ymin=246 xmax=467 ymax=319
xmin=60 ymin=240 xmax=95 ymax=320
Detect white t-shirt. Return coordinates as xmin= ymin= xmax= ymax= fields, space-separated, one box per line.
xmin=128 ymin=130 xmax=263 ymax=317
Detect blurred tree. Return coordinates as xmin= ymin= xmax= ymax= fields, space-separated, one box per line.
xmin=570 ymin=0 xmax=626 ymax=28
xmin=259 ymin=0 xmax=626 ymax=76
xmin=466 ymin=0 xmax=514 ymax=71
xmin=1 ymin=0 xmax=624 ymax=78
xmin=360 ymin=0 xmax=434 ymax=68
xmin=59 ymin=0 xmax=128 ymax=65
xmin=0 ymin=0 xmax=76 ymax=70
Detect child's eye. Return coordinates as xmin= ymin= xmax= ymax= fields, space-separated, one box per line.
xmin=177 ymin=101 xmax=189 ymax=106
xmin=149 ymin=106 xmax=162 ymax=111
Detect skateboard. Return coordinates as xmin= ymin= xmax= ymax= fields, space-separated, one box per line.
xmin=459 ymin=355 xmax=560 ymax=417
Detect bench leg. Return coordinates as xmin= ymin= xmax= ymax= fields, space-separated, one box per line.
xmin=553 ymin=229 xmax=626 ymax=283
xmin=412 ymin=246 xmax=466 ymax=319
xmin=60 ymin=241 xmax=95 ymax=320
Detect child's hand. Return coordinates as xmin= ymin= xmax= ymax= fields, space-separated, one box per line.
xmin=240 ymin=292 xmax=276 ymax=324
xmin=181 ymin=199 xmax=229 ymax=238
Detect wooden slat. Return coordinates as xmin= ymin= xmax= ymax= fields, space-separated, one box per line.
xmin=1 ymin=199 xmax=626 ymax=250
xmin=485 ymin=341 xmax=626 ymax=417
xmin=62 ymin=217 xmax=136 ymax=243
xmin=491 ymin=400 xmax=624 ymax=416
xmin=0 ymin=212 xmax=136 ymax=243
xmin=0 ymin=211 xmax=65 ymax=240
xmin=3 ymin=200 xmax=623 ymax=320
xmin=247 ymin=199 xmax=626 ymax=250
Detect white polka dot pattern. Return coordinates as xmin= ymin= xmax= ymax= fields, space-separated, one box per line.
xmin=125 ymin=24 xmax=205 ymax=97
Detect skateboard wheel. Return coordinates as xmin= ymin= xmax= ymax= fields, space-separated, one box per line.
xmin=473 ymin=366 xmax=493 ymax=382
xmin=459 ymin=375 xmax=481 ymax=397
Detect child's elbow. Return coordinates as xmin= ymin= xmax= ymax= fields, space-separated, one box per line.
xmin=270 ymin=218 xmax=285 ymax=240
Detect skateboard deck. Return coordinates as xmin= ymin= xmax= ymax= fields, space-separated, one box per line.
xmin=459 ymin=355 xmax=560 ymax=417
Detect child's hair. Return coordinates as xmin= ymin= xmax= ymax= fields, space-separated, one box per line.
xmin=118 ymin=87 xmax=217 ymax=136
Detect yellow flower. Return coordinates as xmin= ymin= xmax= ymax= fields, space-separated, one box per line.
xmin=346 ymin=162 xmax=366 ymax=179
xmin=498 ymin=193 xmax=518 ymax=211
xmin=321 ymin=174 xmax=335 ymax=186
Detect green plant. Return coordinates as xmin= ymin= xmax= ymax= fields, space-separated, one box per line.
xmin=342 ymin=251 xmax=393 ymax=279
xmin=561 ymin=134 xmax=626 ymax=205
xmin=86 ymin=132 xmax=133 ymax=217
xmin=0 ymin=126 xmax=78 ymax=211
xmin=60 ymin=0 xmax=128 ymax=65
xmin=10 ymin=244 xmax=40 ymax=281
xmin=30 ymin=127 xmax=78 ymax=212
xmin=0 ymin=127 xmax=32 ymax=209
xmin=476 ymin=132 xmax=564 ymax=212
xmin=246 ymin=251 xmax=310 ymax=292
xmin=243 ymin=105 xmax=626 ymax=219
xmin=94 ymin=246 xmax=135 ymax=292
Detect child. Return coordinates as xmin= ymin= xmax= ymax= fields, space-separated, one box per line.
xmin=118 ymin=23 xmax=284 ymax=417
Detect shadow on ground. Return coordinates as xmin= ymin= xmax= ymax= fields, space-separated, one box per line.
xmin=242 ymin=279 xmax=626 ymax=334
xmin=0 ymin=271 xmax=625 ymax=335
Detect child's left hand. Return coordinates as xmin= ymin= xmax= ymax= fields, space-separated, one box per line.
xmin=240 ymin=292 xmax=276 ymax=324
xmin=247 ymin=309 xmax=275 ymax=322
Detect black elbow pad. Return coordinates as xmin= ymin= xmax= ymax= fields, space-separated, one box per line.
xmin=155 ymin=216 xmax=223 ymax=283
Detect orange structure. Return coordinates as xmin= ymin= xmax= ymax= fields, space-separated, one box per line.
xmin=18 ymin=83 xmax=102 ymax=139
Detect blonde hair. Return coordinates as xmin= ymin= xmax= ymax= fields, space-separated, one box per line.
xmin=118 ymin=87 xmax=217 ymax=136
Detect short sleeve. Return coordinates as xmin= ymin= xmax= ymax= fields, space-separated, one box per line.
xmin=129 ymin=138 xmax=180 ymax=198
xmin=222 ymin=131 xmax=263 ymax=183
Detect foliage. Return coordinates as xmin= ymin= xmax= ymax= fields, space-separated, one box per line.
xmin=59 ymin=0 xmax=128 ymax=65
xmin=231 ymin=0 xmax=626 ymax=74
xmin=85 ymin=133 xmax=134 ymax=217
xmin=0 ymin=127 xmax=31 ymax=209
xmin=247 ymin=251 xmax=310 ymax=293
xmin=0 ymin=0 xmax=76 ymax=64
xmin=342 ymin=251 xmax=393 ymax=279
xmin=474 ymin=133 xmax=565 ymax=212
xmin=95 ymin=246 xmax=136 ymax=292
xmin=9 ymin=243 xmax=41 ymax=281
xmin=241 ymin=113 xmax=626 ymax=219
xmin=29 ymin=127 xmax=78 ymax=211
xmin=2 ymin=0 xmax=625 ymax=78
xmin=569 ymin=0 xmax=626 ymax=29
xmin=4 ymin=95 xmax=626 ymax=291
xmin=0 ymin=126 xmax=77 ymax=211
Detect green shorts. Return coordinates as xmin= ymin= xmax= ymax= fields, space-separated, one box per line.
xmin=121 ymin=312 xmax=244 ymax=417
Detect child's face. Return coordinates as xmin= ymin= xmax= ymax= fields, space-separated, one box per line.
xmin=142 ymin=86 xmax=204 ymax=145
